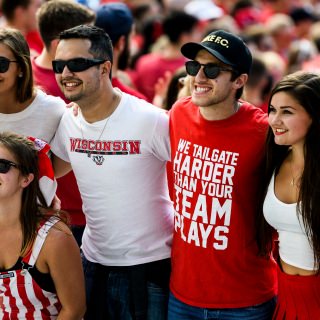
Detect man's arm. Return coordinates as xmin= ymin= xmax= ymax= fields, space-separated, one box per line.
xmin=52 ymin=153 xmax=72 ymax=178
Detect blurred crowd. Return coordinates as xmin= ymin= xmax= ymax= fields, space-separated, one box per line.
xmin=2 ymin=0 xmax=320 ymax=113
xmin=1 ymin=1 xmax=320 ymax=319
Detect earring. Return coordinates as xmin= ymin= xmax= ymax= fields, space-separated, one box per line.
xmin=18 ymin=73 xmax=23 ymax=78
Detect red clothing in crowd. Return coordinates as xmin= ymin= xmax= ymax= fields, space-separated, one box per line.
xmin=26 ymin=30 xmax=44 ymax=56
xmin=112 ymin=77 xmax=147 ymax=100
xmin=133 ymin=53 xmax=187 ymax=102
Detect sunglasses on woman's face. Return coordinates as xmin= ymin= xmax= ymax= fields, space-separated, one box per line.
xmin=0 ymin=159 xmax=19 ymax=174
xmin=52 ymin=58 xmax=107 ymax=74
xmin=185 ymin=60 xmax=234 ymax=79
xmin=0 ymin=57 xmax=18 ymax=73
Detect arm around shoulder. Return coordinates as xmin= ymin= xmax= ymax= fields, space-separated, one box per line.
xmin=52 ymin=153 xmax=72 ymax=178
xmin=153 ymin=110 xmax=170 ymax=162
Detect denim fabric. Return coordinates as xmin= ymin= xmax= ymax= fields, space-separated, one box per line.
xmin=168 ymin=292 xmax=276 ymax=320
xmin=71 ymin=225 xmax=85 ymax=247
xmin=82 ymin=254 xmax=169 ymax=320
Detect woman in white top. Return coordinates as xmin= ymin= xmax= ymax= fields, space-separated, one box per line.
xmin=0 ymin=27 xmax=65 ymax=143
xmin=257 ymin=71 xmax=320 ymax=319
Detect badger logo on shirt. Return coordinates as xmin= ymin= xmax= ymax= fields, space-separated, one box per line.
xmin=92 ymin=155 xmax=105 ymax=165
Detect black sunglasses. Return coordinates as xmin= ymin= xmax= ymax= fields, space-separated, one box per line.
xmin=52 ymin=58 xmax=107 ymax=74
xmin=0 ymin=57 xmax=18 ymax=73
xmin=0 ymin=159 xmax=19 ymax=174
xmin=185 ymin=61 xmax=234 ymax=79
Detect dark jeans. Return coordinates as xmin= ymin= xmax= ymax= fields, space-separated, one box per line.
xmin=71 ymin=225 xmax=85 ymax=247
xmin=168 ymin=292 xmax=276 ymax=320
xmin=82 ymin=254 xmax=170 ymax=320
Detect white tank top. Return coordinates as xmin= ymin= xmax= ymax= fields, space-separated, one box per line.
xmin=263 ymin=173 xmax=315 ymax=270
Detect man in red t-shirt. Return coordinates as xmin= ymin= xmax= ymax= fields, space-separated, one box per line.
xmin=168 ymin=30 xmax=277 ymax=319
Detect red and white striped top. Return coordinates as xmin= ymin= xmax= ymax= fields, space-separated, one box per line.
xmin=0 ymin=217 xmax=61 ymax=319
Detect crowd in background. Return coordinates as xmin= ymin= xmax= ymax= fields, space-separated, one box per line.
xmin=2 ymin=0 xmax=320 ymax=113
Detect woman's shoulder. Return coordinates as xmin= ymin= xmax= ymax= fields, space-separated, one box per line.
xmin=38 ymin=214 xmax=73 ymax=247
xmin=34 ymin=216 xmax=80 ymax=278
xmin=34 ymin=89 xmax=66 ymax=111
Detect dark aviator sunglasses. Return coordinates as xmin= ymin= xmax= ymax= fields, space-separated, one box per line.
xmin=52 ymin=58 xmax=107 ymax=74
xmin=185 ymin=60 xmax=234 ymax=79
xmin=0 ymin=159 xmax=20 ymax=174
xmin=0 ymin=57 xmax=18 ymax=73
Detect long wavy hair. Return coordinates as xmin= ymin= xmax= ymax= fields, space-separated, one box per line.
xmin=257 ymin=71 xmax=320 ymax=271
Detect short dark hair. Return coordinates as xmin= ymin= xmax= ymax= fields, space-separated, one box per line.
xmin=37 ymin=0 xmax=96 ymax=50
xmin=163 ymin=10 xmax=199 ymax=43
xmin=59 ymin=25 xmax=113 ymax=63
xmin=1 ymin=0 xmax=30 ymax=21
xmin=246 ymin=57 xmax=267 ymax=88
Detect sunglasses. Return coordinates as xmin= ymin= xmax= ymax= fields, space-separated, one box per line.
xmin=185 ymin=61 xmax=234 ymax=79
xmin=0 ymin=57 xmax=18 ymax=73
xmin=0 ymin=159 xmax=19 ymax=174
xmin=52 ymin=58 xmax=107 ymax=74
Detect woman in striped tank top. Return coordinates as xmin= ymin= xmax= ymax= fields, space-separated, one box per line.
xmin=0 ymin=132 xmax=85 ymax=319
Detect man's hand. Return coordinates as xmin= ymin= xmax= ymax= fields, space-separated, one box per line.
xmin=51 ymin=194 xmax=61 ymax=210
xmin=66 ymin=102 xmax=80 ymax=116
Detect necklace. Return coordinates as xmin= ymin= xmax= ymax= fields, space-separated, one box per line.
xmin=79 ymin=91 xmax=120 ymax=158
xmin=289 ymin=157 xmax=302 ymax=188
xmin=234 ymin=101 xmax=240 ymax=114
xmin=290 ymin=172 xmax=298 ymax=187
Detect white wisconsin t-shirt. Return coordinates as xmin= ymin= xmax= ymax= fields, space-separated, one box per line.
xmin=51 ymin=91 xmax=173 ymax=266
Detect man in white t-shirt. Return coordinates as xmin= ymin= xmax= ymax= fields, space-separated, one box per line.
xmin=50 ymin=25 xmax=173 ymax=320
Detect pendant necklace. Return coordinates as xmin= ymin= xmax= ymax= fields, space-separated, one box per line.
xmin=234 ymin=101 xmax=240 ymax=113
xmin=79 ymin=92 xmax=120 ymax=158
xmin=289 ymin=157 xmax=302 ymax=188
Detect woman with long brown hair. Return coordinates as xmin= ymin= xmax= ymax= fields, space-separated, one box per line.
xmin=0 ymin=132 xmax=85 ymax=319
xmin=258 ymin=71 xmax=320 ymax=319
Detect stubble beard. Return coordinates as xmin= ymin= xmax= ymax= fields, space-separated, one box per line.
xmin=65 ymin=91 xmax=83 ymax=102
xmin=193 ymin=90 xmax=230 ymax=108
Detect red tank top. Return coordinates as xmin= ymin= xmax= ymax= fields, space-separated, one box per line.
xmin=0 ymin=217 xmax=61 ymax=319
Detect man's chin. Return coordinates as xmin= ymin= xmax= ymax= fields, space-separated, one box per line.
xmin=64 ymin=93 xmax=81 ymax=102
